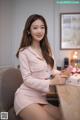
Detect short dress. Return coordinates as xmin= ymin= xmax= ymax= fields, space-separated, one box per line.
xmin=14 ymin=46 xmax=56 ymax=115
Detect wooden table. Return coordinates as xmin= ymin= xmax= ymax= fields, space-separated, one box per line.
xmin=56 ymin=85 xmax=80 ymax=120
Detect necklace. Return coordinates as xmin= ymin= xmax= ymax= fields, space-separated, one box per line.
xmin=31 ymin=46 xmax=44 ymax=59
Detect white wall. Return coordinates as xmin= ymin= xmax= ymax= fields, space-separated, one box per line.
xmin=0 ymin=0 xmax=14 ymax=68
xmin=13 ymin=0 xmax=55 ymax=66
xmin=0 ymin=0 xmax=55 ymax=68
xmin=0 ymin=0 xmax=80 ymax=68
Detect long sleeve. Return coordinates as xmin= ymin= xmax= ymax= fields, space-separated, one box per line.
xmin=19 ymin=51 xmax=50 ymax=93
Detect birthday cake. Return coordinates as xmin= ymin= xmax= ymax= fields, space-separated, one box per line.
xmin=66 ymin=73 xmax=80 ymax=86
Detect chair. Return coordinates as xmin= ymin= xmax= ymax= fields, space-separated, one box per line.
xmin=0 ymin=68 xmax=23 ymax=120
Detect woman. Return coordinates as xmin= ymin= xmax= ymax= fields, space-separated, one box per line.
xmin=14 ymin=14 xmax=68 ymax=120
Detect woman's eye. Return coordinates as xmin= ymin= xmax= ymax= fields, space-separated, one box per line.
xmin=33 ymin=26 xmax=45 ymax=30
xmin=41 ymin=26 xmax=45 ymax=29
xmin=33 ymin=28 xmax=37 ymax=29
xmin=33 ymin=27 xmax=37 ymax=29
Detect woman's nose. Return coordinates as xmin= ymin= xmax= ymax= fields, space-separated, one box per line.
xmin=37 ymin=28 xmax=42 ymax=33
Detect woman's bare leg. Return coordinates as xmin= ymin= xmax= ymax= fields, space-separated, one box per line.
xmin=19 ymin=103 xmax=55 ymax=120
xmin=43 ymin=104 xmax=63 ymax=120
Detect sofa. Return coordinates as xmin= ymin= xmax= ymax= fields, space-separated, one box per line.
xmin=0 ymin=67 xmax=59 ymax=120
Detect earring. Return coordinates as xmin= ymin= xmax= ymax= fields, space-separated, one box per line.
xmin=27 ymin=31 xmax=30 ymax=35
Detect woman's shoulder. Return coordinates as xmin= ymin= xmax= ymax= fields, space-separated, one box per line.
xmin=19 ymin=46 xmax=30 ymax=54
xmin=19 ymin=46 xmax=35 ymax=60
xmin=19 ymin=47 xmax=31 ymax=58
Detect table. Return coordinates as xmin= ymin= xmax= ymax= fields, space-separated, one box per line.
xmin=56 ymin=85 xmax=80 ymax=120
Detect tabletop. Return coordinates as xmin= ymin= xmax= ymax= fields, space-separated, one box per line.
xmin=56 ymin=85 xmax=80 ymax=120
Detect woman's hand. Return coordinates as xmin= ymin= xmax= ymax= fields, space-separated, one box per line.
xmin=50 ymin=70 xmax=70 ymax=85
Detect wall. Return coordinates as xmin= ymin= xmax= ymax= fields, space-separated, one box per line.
xmin=54 ymin=0 xmax=80 ymax=67
xmin=13 ymin=0 xmax=55 ymax=66
xmin=0 ymin=0 xmax=14 ymax=68
xmin=0 ymin=0 xmax=80 ymax=68
xmin=0 ymin=0 xmax=55 ymax=68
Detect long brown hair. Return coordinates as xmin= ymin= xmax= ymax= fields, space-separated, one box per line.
xmin=16 ymin=14 xmax=54 ymax=68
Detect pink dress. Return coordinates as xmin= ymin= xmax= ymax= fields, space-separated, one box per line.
xmin=14 ymin=46 xmax=58 ymax=115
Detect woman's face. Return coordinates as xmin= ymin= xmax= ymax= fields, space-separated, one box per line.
xmin=30 ymin=19 xmax=45 ymax=42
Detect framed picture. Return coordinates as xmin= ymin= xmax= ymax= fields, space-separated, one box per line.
xmin=60 ymin=13 xmax=80 ymax=50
